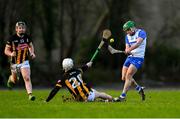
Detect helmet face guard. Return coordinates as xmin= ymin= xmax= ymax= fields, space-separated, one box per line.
xmin=15 ymin=21 xmax=26 ymax=37
xmin=62 ymin=58 xmax=74 ymax=71
xmin=123 ymin=21 xmax=135 ymax=31
xmin=16 ymin=21 xmax=26 ymax=27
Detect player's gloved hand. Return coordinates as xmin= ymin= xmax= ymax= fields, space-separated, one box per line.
xmin=103 ymin=41 xmax=109 ymax=49
xmin=102 ymin=38 xmax=109 ymax=44
xmin=125 ymin=48 xmax=133 ymax=55
xmin=86 ymin=61 xmax=93 ymax=67
xmin=125 ymin=51 xmax=133 ymax=55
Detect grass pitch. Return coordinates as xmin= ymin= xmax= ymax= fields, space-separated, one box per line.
xmin=0 ymin=88 xmax=180 ymax=118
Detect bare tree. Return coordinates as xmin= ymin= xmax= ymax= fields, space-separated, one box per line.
xmin=34 ymin=0 xmax=56 ymax=62
xmin=57 ymin=0 xmax=65 ymax=63
xmin=0 ymin=0 xmax=9 ymax=82
xmin=0 ymin=0 xmax=36 ymax=83
xmin=63 ymin=0 xmax=91 ymax=57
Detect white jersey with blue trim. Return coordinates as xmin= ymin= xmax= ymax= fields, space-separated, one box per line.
xmin=125 ymin=29 xmax=147 ymax=58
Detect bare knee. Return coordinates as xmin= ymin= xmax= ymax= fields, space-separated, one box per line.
xmin=23 ymin=76 xmax=31 ymax=82
xmin=121 ymin=76 xmax=125 ymax=80
xmin=125 ymin=73 xmax=133 ymax=80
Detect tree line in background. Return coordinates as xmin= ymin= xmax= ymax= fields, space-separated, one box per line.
xmin=0 ymin=0 xmax=180 ymax=87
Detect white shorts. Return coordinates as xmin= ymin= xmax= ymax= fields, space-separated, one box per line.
xmin=11 ymin=61 xmax=30 ymax=73
xmin=87 ymin=89 xmax=96 ymax=101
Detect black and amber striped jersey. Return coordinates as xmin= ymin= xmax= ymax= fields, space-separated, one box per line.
xmin=6 ymin=34 xmax=32 ymax=64
xmin=55 ymin=65 xmax=92 ymax=101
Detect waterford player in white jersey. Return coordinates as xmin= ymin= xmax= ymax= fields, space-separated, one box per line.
xmin=108 ymin=21 xmax=146 ymax=102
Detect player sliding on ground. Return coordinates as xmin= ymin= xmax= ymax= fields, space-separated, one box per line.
xmin=45 ymin=58 xmax=113 ymax=102
xmin=109 ymin=21 xmax=146 ymax=102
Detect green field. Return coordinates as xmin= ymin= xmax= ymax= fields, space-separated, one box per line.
xmin=0 ymin=88 xmax=180 ymax=118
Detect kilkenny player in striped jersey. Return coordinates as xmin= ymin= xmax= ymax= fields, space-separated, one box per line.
xmin=45 ymin=58 xmax=113 ymax=102
xmin=4 ymin=21 xmax=36 ymax=101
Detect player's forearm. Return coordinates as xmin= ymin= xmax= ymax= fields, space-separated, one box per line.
xmin=128 ymin=43 xmax=140 ymax=51
xmin=29 ymin=48 xmax=34 ymax=54
xmin=29 ymin=43 xmax=35 ymax=54
xmin=4 ymin=47 xmax=12 ymax=57
xmin=128 ymin=38 xmax=143 ymax=51
xmin=4 ymin=50 xmax=12 ymax=57
xmin=46 ymin=86 xmax=60 ymax=102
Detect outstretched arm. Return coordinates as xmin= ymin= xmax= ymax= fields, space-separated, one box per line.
xmin=108 ymin=45 xmax=125 ymax=54
xmin=45 ymin=80 xmax=62 ymax=102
